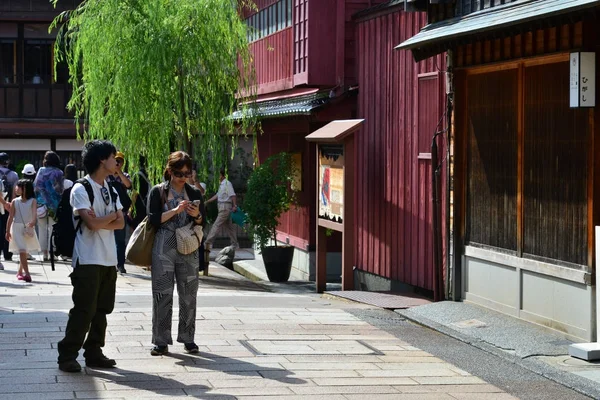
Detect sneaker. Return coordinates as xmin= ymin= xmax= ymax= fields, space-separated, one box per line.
xmin=24 ymin=274 xmax=32 ymax=283
xmin=0 ymin=262 xmax=4 ymax=270
xmin=85 ymin=354 xmax=116 ymax=368
xmin=26 ymin=254 xmax=34 ymax=260
xmin=58 ymin=360 xmax=82 ymax=373
xmin=16 ymin=273 xmax=24 ymax=281
xmin=184 ymin=343 xmax=199 ymax=354
xmin=117 ymin=266 xmax=127 ymax=274
xmin=150 ymin=345 xmax=168 ymax=356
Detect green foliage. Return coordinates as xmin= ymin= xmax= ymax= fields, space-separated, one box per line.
xmin=50 ymin=0 xmax=258 ymax=183
xmin=15 ymin=160 xmax=29 ymax=178
xmin=244 ymin=152 xmax=296 ymax=249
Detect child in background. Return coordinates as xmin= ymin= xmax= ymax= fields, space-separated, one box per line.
xmin=5 ymin=180 xmax=41 ymax=282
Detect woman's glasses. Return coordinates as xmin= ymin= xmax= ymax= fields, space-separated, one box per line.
xmin=172 ymin=170 xmax=193 ymax=178
xmin=101 ymin=186 xmax=110 ymax=205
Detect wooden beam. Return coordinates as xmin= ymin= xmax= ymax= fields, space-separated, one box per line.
xmin=318 ymin=218 xmax=343 ymax=232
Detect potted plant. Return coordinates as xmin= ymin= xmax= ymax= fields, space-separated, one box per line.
xmin=244 ymin=152 xmax=297 ymax=282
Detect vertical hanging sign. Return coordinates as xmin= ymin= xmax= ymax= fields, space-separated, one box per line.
xmin=570 ymin=52 xmax=596 ymax=108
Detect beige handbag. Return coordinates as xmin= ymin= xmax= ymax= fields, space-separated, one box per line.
xmin=175 ymin=222 xmax=204 ymax=255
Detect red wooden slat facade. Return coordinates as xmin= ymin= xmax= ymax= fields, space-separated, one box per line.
xmin=249 ymin=28 xmax=294 ymax=94
xmin=355 ymin=9 xmax=446 ymax=291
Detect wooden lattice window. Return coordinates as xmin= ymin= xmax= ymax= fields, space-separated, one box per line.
xmin=523 ymin=61 xmax=588 ymax=266
xmin=466 ymin=68 xmax=518 ymax=251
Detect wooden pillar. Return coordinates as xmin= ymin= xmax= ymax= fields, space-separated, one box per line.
xmin=316 ymin=225 xmax=327 ymax=293
xmin=316 ymin=142 xmax=327 ymax=293
xmin=341 ymin=136 xmax=355 ymax=290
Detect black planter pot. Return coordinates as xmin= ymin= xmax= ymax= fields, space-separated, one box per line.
xmin=262 ymin=245 xmax=294 ymax=282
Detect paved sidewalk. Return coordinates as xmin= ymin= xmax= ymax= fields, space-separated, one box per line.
xmin=0 ymin=258 xmax=516 ymax=399
xmin=395 ymin=301 xmax=600 ymax=399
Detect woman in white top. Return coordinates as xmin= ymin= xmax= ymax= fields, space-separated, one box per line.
xmin=5 ymin=179 xmax=41 ymax=282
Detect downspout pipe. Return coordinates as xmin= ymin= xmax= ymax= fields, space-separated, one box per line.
xmin=432 ymin=50 xmax=454 ymax=302
xmin=445 ymin=50 xmax=454 ymax=300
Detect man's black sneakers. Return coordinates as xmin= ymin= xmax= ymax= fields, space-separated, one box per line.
xmin=85 ymin=355 xmax=116 ymax=368
xmin=58 ymin=360 xmax=82 ymax=372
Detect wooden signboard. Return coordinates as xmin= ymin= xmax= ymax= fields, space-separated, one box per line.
xmin=318 ymin=145 xmax=345 ymax=222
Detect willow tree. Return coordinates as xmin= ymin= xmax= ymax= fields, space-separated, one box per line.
xmin=51 ymin=0 xmax=257 ymax=181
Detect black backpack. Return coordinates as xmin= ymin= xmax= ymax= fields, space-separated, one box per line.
xmin=50 ymin=178 xmax=118 ymax=270
xmin=0 ymin=168 xmax=13 ymax=201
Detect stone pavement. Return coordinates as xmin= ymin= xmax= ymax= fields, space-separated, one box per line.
xmin=0 ymin=258 xmax=517 ymax=400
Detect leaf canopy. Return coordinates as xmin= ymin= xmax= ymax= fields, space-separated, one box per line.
xmin=51 ymin=0 xmax=257 ymax=182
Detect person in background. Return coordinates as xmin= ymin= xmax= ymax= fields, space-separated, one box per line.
xmin=22 ymin=164 xmax=36 ymax=181
xmin=128 ymin=157 xmax=150 ymax=230
xmin=188 ymin=171 xmax=207 ymax=272
xmin=204 ymin=168 xmax=238 ymax=250
xmin=63 ymin=164 xmax=79 ymax=190
xmin=106 ymin=151 xmax=131 ymax=274
xmin=147 ymin=151 xmax=205 ymax=356
xmin=5 ymin=179 xmax=40 ymax=282
xmin=0 ymin=152 xmax=19 ymax=268
xmin=34 ymin=151 xmax=64 ymax=261
xmin=21 ymin=163 xmax=37 ymax=261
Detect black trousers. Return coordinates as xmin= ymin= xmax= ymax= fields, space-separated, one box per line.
xmin=57 ymin=264 xmax=117 ymax=363
xmin=0 ymin=212 xmax=12 ymax=260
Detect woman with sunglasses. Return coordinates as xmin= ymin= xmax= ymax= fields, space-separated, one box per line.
xmin=146 ymin=151 xmax=205 ymax=356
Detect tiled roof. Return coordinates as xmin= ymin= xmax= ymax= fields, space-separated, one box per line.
xmin=231 ymin=91 xmax=331 ymax=120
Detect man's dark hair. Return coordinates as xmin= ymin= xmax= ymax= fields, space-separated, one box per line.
xmin=43 ymin=151 xmax=61 ymax=168
xmin=64 ymin=164 xmax=78 ymax=182
xmin=82 ymin=140 xmax=117 ymax=174
xmin=220 ymin=168 xmax=226 ymax=177
xmin=0 ymin=152 xmax=8 ymax=166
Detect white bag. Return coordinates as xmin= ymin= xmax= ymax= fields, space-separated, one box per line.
xmin=37 ymin=205 xmax=48 ymax=219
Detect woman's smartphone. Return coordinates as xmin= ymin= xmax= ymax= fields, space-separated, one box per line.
xmin=191 ymin=200 xmax=201 ymax=207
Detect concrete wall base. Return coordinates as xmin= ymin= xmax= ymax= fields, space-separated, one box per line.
xmin=463 ymin=246 xmax=595 ymax=342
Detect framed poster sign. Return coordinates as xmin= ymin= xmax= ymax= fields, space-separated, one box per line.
xmin=318 ymin=144 xmax=344 ymax=222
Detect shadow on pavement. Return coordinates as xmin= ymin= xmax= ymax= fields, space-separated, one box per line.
xmin=85 ymin=351 xmax=307 ymax=398
xmin=168 ymin=351 xmax=306 ymax=384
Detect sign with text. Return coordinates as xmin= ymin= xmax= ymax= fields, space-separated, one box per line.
xmin=570 ymin=52 xmax=596 ymax=108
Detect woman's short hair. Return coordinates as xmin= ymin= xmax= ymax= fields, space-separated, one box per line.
xmin=16 ymin=179 xmax=34 ymax=200
xmin=164 ymin=151 xmax=192 ymax=181
xmin=82 ymin=140 xmax=117 ymax=174
xmin=43 ymin=151 xmax=61 ymax=168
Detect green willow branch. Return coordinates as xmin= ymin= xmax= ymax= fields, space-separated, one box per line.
xmin=51 ymin=0 xmax=258 ymax=185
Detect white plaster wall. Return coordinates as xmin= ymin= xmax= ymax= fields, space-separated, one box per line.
xmin=521 ymin=271 xmax=591 ymax=340
xmin=463 ymin=248 xmax=594 ymax=342
xmin=464 ymin=256 xmax=519 ymax=313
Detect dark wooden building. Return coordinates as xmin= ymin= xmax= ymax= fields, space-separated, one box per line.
xmin=399 ymin=0 xmax=600 ymax=341
xmin=0 ymin=0 xmax=83 ymax=171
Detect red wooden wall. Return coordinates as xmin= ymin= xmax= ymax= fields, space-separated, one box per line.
xmin=356 ymin=9 xmax=447 ymax=291
xmin=257 ymin=119 xmax=315 ymax=249
xmin=249 ymin=28 xmax=294 ymax=94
